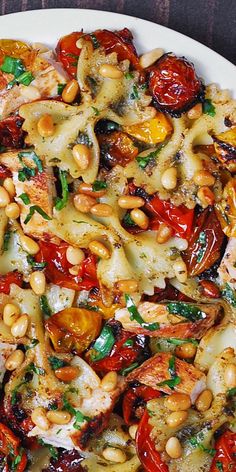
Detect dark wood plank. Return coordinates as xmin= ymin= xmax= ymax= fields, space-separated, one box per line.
xmin=0 ymin=0 xmax=235 ymax=64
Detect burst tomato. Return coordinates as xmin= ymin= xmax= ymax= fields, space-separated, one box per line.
xmin=35 ymin=241 xmax=98 ymax=291
xmin=210 ymin=431 xmax=236 ymax=472
xmin=98 ymin=131 xmax=139 ymax=168
xmin=0 ymin=271 xmax=23 ymax=294
xmin=136 ymin=410 xmax=169 ymax=472
xmin=0 ymin=115 xmax=25 ymax=149
xmin=0 ymin=164 xmax=11 ymax=179
xmin=123 ymin=385 xmax=160 ymax=425
xmin=56 ymin=32 xmax=83 ymax=78
xmin=0 ymin=423 xmax=27 ymax=472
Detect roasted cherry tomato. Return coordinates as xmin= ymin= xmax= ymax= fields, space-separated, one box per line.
xmin=210 ymin=431 xmax=236 ymax=471
xmin=56 ymin=32 xmax=83 ymax=78
xmin=136 ymin=410 xmax=169 ymax=472
xmin=0 ymin=39 xmax=36 ymax=67
xmin=123 ymin=385 xmax=160 ymax=425
xmin=148 ymin=53 xmax=204 ymax=117
xmin=42 ymin=449 xmax=84 ymax=472
xmin=45 ymin=307 xmax=102 ymax=354
xmin=98 ymin=131 xmax=139 ymax=168
xmin=145 ymin=195 xmax=194 ymax=239
xmin=0 ymin=164 xmax=11 ymax=179
xmin=88 ymin=320 xmax=150 ymax=373
xmin=124 ymin=114 xmax=172 ymax=145
xmin=0 ymin=115 xmax=25 ymax=149
xmin=35 ymin=241 xmax=98 ymax=291
xmin=183 ymin=207 xmax=225 ymax=276
xmin=0 ymin=271 xmax=23 ymax=294
xmin=0 ymin=423 xmax=27 ymax=472
xmin=144 ymin=282 xmax=193 ymax=304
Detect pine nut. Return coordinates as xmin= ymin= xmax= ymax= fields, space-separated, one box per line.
xmin=73 ymin=194 xmax=96 ymax=213
xmin=66 ymin=246 xmax=85 ymax=265
xmin=165 ymin=437 xmax=182 ymax=459
xmin=118 ymin=196 xmax=145 ymax=209
xmin=21 ymin=84 xmax=41 ymax=100
xmin=11 ymin=314 xmax=29 ymax=338
xmin=166 ymin=411 xmax=188 ymax=428
xmin=156 ymin=223 xmax=173 ymax=244
xmin=3 ymin=303 xmax=20 ymax=327
xmin=72 ymin=144 xmax=91 ymax=170
xmin=193 ymin=170 xmax=215 ymax=187
xmin=175 ymin=342 xmax=197 ymax=359
xmin=117 ymin=279 xmax=138 ymax=293
xmin=31 ymin=407 xmax=50 ymax=431
xmin=173 ymin=259 xmax=188 ymax=283
xmin=3 ymin=178 xmax=15 ymax=198
xmin=187 ymin=103 xmax=203 ymax=119
xmin=62 ymin=79 xmax=79 ymax=103
xmin=197 ymin=186 xmax=215 ymax=207
xmin=89 ymin=240 xmax=110 ymax=260
xmin=130 ymin=208 xmax=149 ymax=229
xmin=5 ymin=202 xmax=20 ymax=219
xmin=69 ymin=265 xmax=80 ymax=275
xmin=90 ymin=203 xmax=113 ymax=217
xmin=46 ymin=410 xmax=71 ymax=425
xmin=164 ymin=393 xmax=191 ymax=412
xmin=5 ymin=349 xmax=24 ymax=371
xmin=139 ymin=48 xmax=164 ymax=68
xmin=20 ymin=235 xmax=40 ymax=255
xmin=0 ymin=187 xmax=10 ymax=207
xmin=161 ymin=167 xmax=177 ymax=190
xmin=99 ymin=64 xmax=123 ymax=79
xmin=101 ymin=371 xmax=118 ymax=392
xmin=55 ymin=366 xmax=79 ymax=382
xmin=102 ymin=447 xmax=127 ymax=463
xmin=78 ymin=182 xmax=107 ymax=198
xmin=37 ymin=114 xmax=54 ymax=138
xmin=195 ymin=389 xmax=213 ymax=412
xmin=129 ymin=424 xmax=138 ymax=440
xmin=224 ymin=363 xmax=236 ymax=388
xmin=29 ymin=271 xmax=46 ymax=295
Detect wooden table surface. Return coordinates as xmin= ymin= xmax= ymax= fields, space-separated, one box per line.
xmin=0 ymin=0 xmax=236 ymax=65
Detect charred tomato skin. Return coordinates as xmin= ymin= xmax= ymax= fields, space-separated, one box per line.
xmin=147 ymin=53 xmax=205 ymax=117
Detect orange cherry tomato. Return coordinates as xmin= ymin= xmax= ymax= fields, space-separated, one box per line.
xmin=45 ymin=307 xmax=102 ymax=354
xmin=98 ymin=131 xmax=139 ymax=168
xmin=0 ymin=422 xmax=27 ymax=472
xmin=124 ymin=114 xmax=172 ymax=145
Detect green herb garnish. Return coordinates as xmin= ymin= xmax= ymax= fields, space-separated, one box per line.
xmin=227 ymin=387 xmax=236 ymax=397
xmin=158 ymin=355 xmax=181 ymax=389
xmin=124 ymin=72 xmax=134 ymax=79
xmin=3 ymin=229 xmax=11 ymax=252
xmin=130 ymin=84 xmax=139 ymax=100
xmin=123 ymin=339 xmax=134 ymax=347
xmin=92 ymin=180 xmax=107 ymax=191
xmin=125 ymin=294 xmax=159 ymax=331
xmin=11 ymin=377 xmax=30 ymax=405
xmin=18 ymin=167 xmax=36 ymax=182
xmin=55 ymin=170 xmax=69 ymax=211
xmin=48 ymin=356 xmax=68 ymax=370
xmin=123 ymin=212 xmax=135 ymax=227
xmin=136 ymin=148 xmax=161 ymax=169
xmin=38 ymin=439 xmax=58 ymax=460
xmin=24 ymin=205 xmax=51 ymax=224
xmin=166 ymin=302 xmax=205 ymax=321
xmin=188 ymin=435 xmax=216 ymax=456
xmin=196 ymin=231 xmax=207 ymax=262
xmin=91 ymin=325 xmax=115 ymax=361
xmin=18 ymin=150 xmax=43 ymax=173
xmin=19 ymin=193 xmax=30 ymax=205
xmin=120 ymin=362 xmax=139 ymax=376
xmin=57 ymin=83 xmax=66 ymax=95
xmin=216 ymin=461 xmax=223 ymax=472
xmin=40 ymin=295 xmax=52 ymax=317
xmin=17 ymin=71 xmax=34 ymax=86
xmin=222 ymin=283 xmax=236 ymax=307
xmin=203 ymin=99 xmax=216 ymax=117
xmin=76 ymin=131 xmax=92 ymax=147
xmin=166 ymin=338 xmax=198 ymax=346
xmin=27 ymin=362 xmax=46 ymax=376
xmin=26 ymin=255 xmax=47 ymax=270
xmin=25 ymin=338 xmax=39 ymax=351
xmin=91 ymin=106 xmax=100 ymax=116
xmin=89 ymin=33 xmax=100 ymax=49
xmin=0 ymin=56 xmax=25 ymax=77
xmin=63 ymin=392 xmax=90 ymax=429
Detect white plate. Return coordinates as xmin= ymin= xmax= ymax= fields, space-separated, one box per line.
xmin=0 ymin=8 xmax=235 ymax=96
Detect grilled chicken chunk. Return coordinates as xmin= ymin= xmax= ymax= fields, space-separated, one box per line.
xmin=115 ymin=301 xmax=222 ymax=339
xmin=127 ymin=352 xmax=206 ymax=403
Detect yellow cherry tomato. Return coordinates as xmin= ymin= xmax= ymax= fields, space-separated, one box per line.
xmin=123 ymin=113 xmax=172 ymax=145
xmin=0 ymin=39 xmax=36 ymax=67
xmin=215 ymin=178 xmax=236 ymax=237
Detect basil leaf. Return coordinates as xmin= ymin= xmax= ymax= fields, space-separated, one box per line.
xmin=92 ymin=180 xmax=107 ymax=191
xmin=24 ymin=205 xmax=51 ymax=224
xmin=18 ymin=151 xmax=43 ymax=173
xmin=40 ymin=295 xmax=52 ymax=317
xmin=123 ymin=212 xmax=135 ymax=227
xmin=18 ymin=167 xmax=36 ymax=181
xmin=27 ymin=362 xmax=45 ymax=376
xmin=25 ymin=338 xmax=39 ymax=351
xmin=158 ymin=355 xmax=181 ymax=389
xmin=76 ymin=131 xmax=92 ymax=147
xmin=0 ymin=56 xmax=25 ymax=77
xmin=3 ymin=230 xmax=11 ymax=252
xmin=62 ymin=392 xmax=90 ymax=429
xmin=222 ymin=283 xmax=236 ymax=307
xmin=165 ymin=337 xmax=198 ymax=346
xmin=125 ymin=294 xmax=159 ymax=331
xmin=48 ymin=356 xmax=68 ymax=370
xmin=38 ymin=439 xmax=58 ymax=460
xmin=124 ymin=72 xmax=134 ymax=79
xmin=123 ymin=339 xmax=134 ymax=347
xmin=26 ymin=255 xmax=47 ymax=270
xmin=57 ymin=83 xmax=66 ymax=95
xmin=203 ymin=99 xmax=216 ymax=117
xmin=17 ymin=71 xmax=34 ymax=86
xmin=166 ymin=302 xmax=205 ymax=321
xmin=227 ymin=387 xmax=236 ymax=397
xmin=55 ymin=170 xmax=69 ymax=211
xmin=130 ymin=84 xmax=139 ymax=100
xmin=91 ymin=325 xmax=115 ymax=361
xmin=120 ymin=362 xmax=139 ymax=376
xmin=19 ymin=193 xmax=30 ymax=204
xmin=91 ymin=106 xmax=100 ymax=116
xmin=136 ymin=148 xmax=161 ymax=169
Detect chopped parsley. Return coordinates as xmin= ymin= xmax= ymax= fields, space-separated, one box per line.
xmin=203 ymin=99 xmax=216 ymax=117
xmin=120 ymin=362 xmax=139 ymax=376
xmin=188 ymin=434 xmax=216 ymax=456
xmin=227 ymin=387 xmax=236 ymax=397
xmin=48 ymin=356 xmax=68 ymax=370
xmin=24 ymin=205 xmax=51 ymax=224
xmin=222 ymin=283 xmax=236 ymax=307
xmin=3 ymin=229 xmax=11 ymax=252
xmin=165 ymin=337 xmax=198 ymax=346
xmin=130 ymin=84 xmax=139 ymax=100
xmin=63 ymin=392 xmax=91 ymax=429
xmin=40 ymin=295 xmax=52 ymax=317
xmin=91 ymin=106 xmax=100 ymax=116
xmin=125 ymin=294 xmax=159 ymax=331
xmin=18 ymin=167 xmax=36 ymax=182
xmin=27 ymin=362 xmax=45 ymax=376
xmin=76 ymin=131 xmax=92 ymax=147
xmin=166 ymin=302 xmax=205 ymax=321
xmin=92 ymin=180 xmax=107 ymax=191
xmin=91 ymin=325 xmax=115 ymax=361
xmin=124 ymin=72 xmax=134 ymax=79
xmin=26 ymin=255 xmax=47 ymax=270
xmin=196 ymin=230 xmax=207 ymax=262
xmin=136 ymin=148 xmax=162 ymax=169
xmin=123 ymin=338 xmax=134 ymax=347
xmin=89 ymin=33 xmax=100 ymax=49
xmin=158 ymin=355 xmax=181 ymax=389
xmin=10 ymin=448 xmax=25 ymax=471
xmin=38 ymin=439 xmax=58 ymax=460
xmin=57 ymin=83 xmax=66 ymax=95
xmin=216 ymin=461 xmax=223 ymax=472
xmin=25 ymin=338 xmax=39 ymax=351
xmin=19 ymin=193 xmax=30 ymax=205
xmin=55 ymin=170 xmax=69 ymax=211
xmin=123 ymin=212 xmax=135 ymax=227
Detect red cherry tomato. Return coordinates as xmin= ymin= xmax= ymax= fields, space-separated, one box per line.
xmin=148 ymin=54 xmax=203 ymax=116
xmin=0 ymin=271 xmax=23 ymax=294
xmin=123 ymin=385 xmax=161 ymax=425
xmin=0 ymin=115 xmax=25 ymax=149
xmin=35 ymin=241 xmax=98 ymax=291
xmin=136 ymin=410 xmax=169 ymax=472
xmin=0 ymin=164 xmax=11 ymax=179
xmin=56 ymin=28 xmax=140 ymax=78
xmin=145 ymin=195 xmax=194 ymax=239
xmin=0 ymin=423 xmax=27 ymax=472
xmin=210 ymin=431 xmax=236 ymax=472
